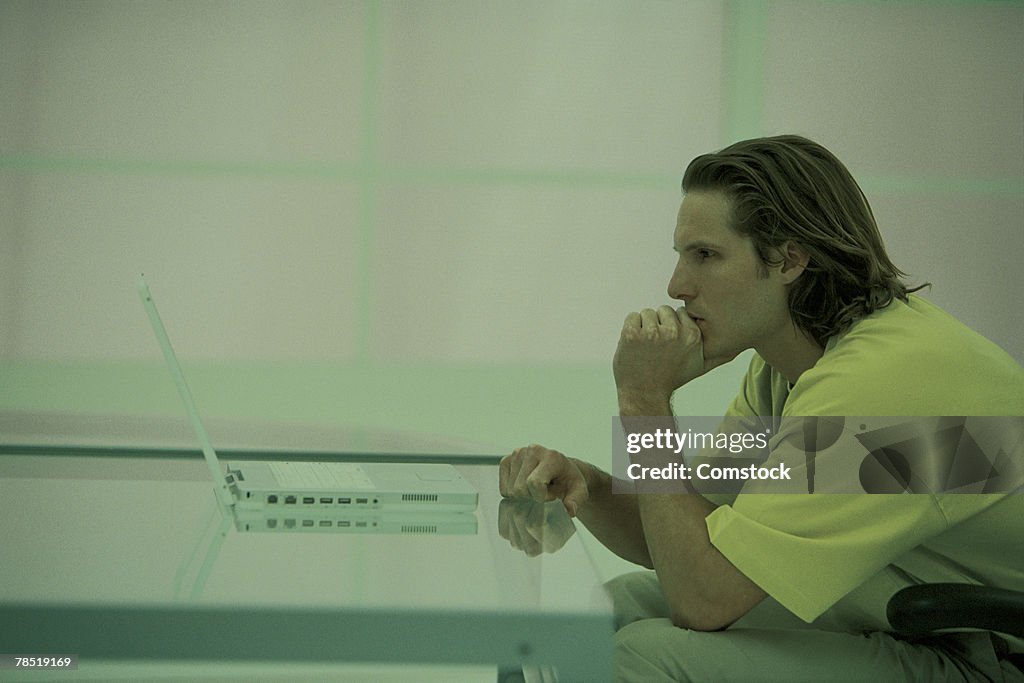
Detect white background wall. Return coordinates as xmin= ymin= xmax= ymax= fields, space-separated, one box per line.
xmin=2 ymin=1 xmax=1022 ymax=451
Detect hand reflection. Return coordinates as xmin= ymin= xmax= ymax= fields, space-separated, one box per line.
xmin=498 ymin=498 xmax=576 ymax=557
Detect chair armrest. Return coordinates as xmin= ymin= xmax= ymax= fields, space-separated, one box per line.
xmin=887 ymin=583 xmax=1024 ymax=639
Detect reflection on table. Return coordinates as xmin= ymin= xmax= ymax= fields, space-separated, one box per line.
xmin=0 ymin=441 xmax=613 ymax=681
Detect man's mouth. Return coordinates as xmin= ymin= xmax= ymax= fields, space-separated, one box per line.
xmin=678 ymin=305 xmax=704 ymax=324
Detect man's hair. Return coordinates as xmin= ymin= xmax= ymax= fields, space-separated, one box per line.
xmin=681 ymin=134 xmax=927 ymax=348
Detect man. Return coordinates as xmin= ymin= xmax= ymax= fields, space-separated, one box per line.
xmin=499 ymin=136 xmax=1024 ymax=681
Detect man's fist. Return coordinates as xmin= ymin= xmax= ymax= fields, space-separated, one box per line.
xmin=612 ymin=305 xmax=705 ymax=403
xmin=499 ymin=444 xmax=588 ymax=518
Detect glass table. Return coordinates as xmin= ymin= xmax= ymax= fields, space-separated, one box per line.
xmin=0 ymin=412 xmax=614 ymax=682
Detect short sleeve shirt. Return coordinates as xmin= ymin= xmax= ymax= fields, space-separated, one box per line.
xmin=703 ymin=295 xmax=1024 ymax=640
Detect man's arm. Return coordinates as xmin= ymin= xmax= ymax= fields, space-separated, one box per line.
xmin=502 ymin=305 xmax=766 ymax=630
xmin=570 ymin=458 xmax=651 ymax=568
xmin=613 ymin=308 xmax=766 ymax=630
xmin=634 ymin=492 xmax=766 ymax=630
xmin=499 ymin=445 xmax=651 ymax=567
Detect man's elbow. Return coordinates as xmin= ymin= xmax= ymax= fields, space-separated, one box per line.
xmin=667 ymin=593 xmax=762 ymax=632
xmin=669 ymin=605 xmax=730 ymax=632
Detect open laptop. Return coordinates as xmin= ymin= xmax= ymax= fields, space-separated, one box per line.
xmin=137 ymin=275 xmax=478 ymax=513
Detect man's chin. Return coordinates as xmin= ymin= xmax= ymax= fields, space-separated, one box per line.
xmin=703 ymin=339 xmax=742 ymax=367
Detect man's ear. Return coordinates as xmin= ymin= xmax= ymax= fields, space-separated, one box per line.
xmin=778 ymin=241 xmax=810 ymax=285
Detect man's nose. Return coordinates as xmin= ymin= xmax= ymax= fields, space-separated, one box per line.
xmin=667 ymin=265 xmax=692 ymax=301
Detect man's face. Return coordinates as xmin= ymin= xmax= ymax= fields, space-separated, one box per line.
xmin=668 ymin=191 xmax=794 ymax=362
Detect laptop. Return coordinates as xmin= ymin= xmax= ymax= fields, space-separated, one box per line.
xmin=137 ymin=275 xmax=479 ymax=513
xmin=230 ymin=506 xmax=479 ymax=535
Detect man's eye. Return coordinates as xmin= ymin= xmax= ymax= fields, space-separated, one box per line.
xmin=697 ymin=249 xmax=714 ymax=260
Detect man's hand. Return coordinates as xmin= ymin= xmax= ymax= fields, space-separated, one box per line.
xmin=497 ymin=499 xmax=576 ymax=557
xmin=499 ymin=445 xmax=588 ymax=518
xmin=612 ymin=305 xmax=734 ymax=411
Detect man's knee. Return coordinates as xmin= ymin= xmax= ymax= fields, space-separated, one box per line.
xmin=605 ymin=571 xmax=670 ymax=629
xmin=614 ymin=618 xmax=687 ymax=683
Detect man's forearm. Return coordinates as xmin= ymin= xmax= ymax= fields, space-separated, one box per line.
xmin=571 ymin=458 xmax=652 ymax=568
xmin=569 ymin=391 xmax=671 ymax=568
xmin=617 ymin=393 xmax=766 ymax=630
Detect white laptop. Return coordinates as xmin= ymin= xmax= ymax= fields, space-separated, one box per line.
xmin=137 ymin=275 xmax=478 ymax=513
xmin=231 ymin=506 xmax=479 ymax=535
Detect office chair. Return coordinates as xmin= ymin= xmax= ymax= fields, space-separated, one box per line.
xmin=887 ymin=583 xmax=1024 ymax=639
xmin=888 ymin=582 xmax=1024 ymax=673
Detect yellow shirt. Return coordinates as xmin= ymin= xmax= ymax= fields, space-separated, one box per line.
xmin=703 ymin=295 xmax=1024 ymax=643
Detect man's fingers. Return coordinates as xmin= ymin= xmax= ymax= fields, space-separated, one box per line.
xmin=500 ymin=445 xmax=587 ymax=514
xmin=639 ymin=308 xmax=660 ymax=332
xmin=498 ymin=453 xmax=512 ymax=497
xmin=509 ymin=446 xmax=546 ymax=500
xmin=502 ymin=446 xmax=538 ymax=498
xmin=499 ymin=448 xmax=528 ymax=498
xmin=622 ymin=306 xmax=687 ymax=343
xmin=656 ymin=304 xmax=680 ymax=327
xmin=497 ymin=500 xmax=511 ymax=540
xmin=563 ymin=485 xmax=587 ymax=518
xmin=525 ymin=456 xmax=567 ymax=503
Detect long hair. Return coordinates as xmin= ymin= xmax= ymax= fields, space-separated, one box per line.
xmin=681 ymin=135 xmax=927 ymax=347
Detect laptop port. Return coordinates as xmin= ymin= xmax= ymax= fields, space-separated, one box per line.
xmin=284 ymin=519 xmax=296 ymax=528
xmin=339 ymin=520 xmax=351 ymax=527
xmin=356 ymin=498 xmax=368 ymax=504
xmin=267 ymin=519 xmax=278 ymax=528
xmin=285 ymin=496 xmax=297 ymax=504
xmin=319 ymin=520 xmax=332 ymax=527
xmin=268 ymin=495 xmax=278 ymax=504
xmin=320 ymin=497 xmax=332 ymax=504
xmin=303 ymin=497 xmax=315 ymax=504
xmin=338 ymin=497 xmax=351 ymax=504
xmin=302 ymin=519 xmax=314 ymax=527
